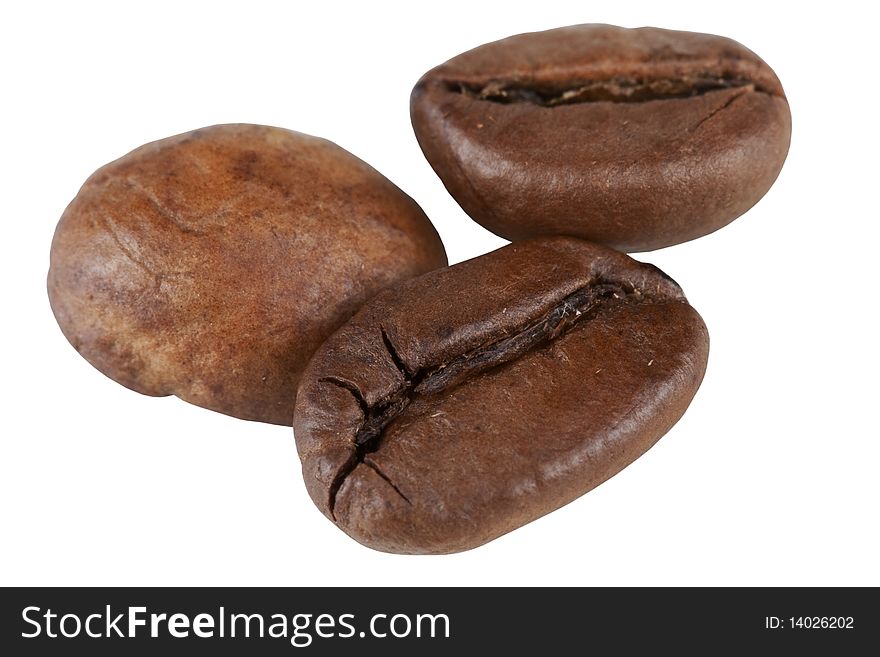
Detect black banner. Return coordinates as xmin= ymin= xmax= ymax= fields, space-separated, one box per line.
xmin=1 ymin=587 xmax=875 ymax=654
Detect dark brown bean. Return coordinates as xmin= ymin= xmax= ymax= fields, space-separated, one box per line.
xmin=411 ymin=24 xmax=792 ymax=252
xmin=294 ymin=237 xmax=709 ymax=553
xmin=48 ymin=124 xmax=447 ymax=425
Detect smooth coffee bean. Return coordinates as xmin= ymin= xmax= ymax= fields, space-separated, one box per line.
xmin=49 ymin=124 xmax=446 ymax=425
xmin=294 ymin=237 xmax=709 ymax=553
xmin=411 ymin=24 xmax=791 ymax=252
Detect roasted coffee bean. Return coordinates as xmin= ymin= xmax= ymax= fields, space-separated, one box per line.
xmin=48 ymin=124 xmax=446 ymax=425
xmin=294 ymin=237 xmax=708 ymax=553
xmin=411 ymin=24 xmax=791 ymax=252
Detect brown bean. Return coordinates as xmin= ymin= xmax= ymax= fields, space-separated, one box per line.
xmin=294 ymin=237 xmax=709 ymax=553
xmin=411 ymin=24 xmax=791 ymax=252
xmin=48 ymin=124 xmax=446 ymax=425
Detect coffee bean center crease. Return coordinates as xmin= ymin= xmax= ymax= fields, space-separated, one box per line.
xmin=319 ymin=277 xmax=646 ymax=517
xmin=451 ymin=75 xmax=765 ymax=106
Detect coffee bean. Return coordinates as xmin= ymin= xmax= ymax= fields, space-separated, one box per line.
xmin=411 ymin=24 xmax=791 ymax=252
xmin=294 ymin=237 xmax=708 ymax=553
xmin=48 ymin=124 xmax=446 ymax=425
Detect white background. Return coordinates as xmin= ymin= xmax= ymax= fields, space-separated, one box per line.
xmin=1 ymin=1 xmax=877 ymax=586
